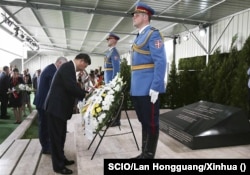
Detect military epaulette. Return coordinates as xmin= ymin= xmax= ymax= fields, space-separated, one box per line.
xmin=150 ymin=27 xmax=157 ymax=31
xmin=132 ymin=27 xmax=163 ymax=55
xmin=150 ymin=27 xmax=164 ymax=41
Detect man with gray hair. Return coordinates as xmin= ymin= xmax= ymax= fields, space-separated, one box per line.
xmin=33 ymin=56 xmax=68 ymax=154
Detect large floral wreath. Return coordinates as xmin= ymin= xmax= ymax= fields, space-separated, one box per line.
xmin=78 ymin=73 xmax=126 ymax=140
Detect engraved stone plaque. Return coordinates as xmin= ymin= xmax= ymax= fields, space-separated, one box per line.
xmin=160 ymin=101 xmax=250 ymax=149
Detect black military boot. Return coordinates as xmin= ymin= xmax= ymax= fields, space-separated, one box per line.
xmin=130 ymin=128 xmax=147 ymax=159
xmin=142 ymin=132 xmax=159 ymax=159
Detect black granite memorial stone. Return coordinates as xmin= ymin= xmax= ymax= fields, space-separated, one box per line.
xmin=159 ymin=101 xmax=250 ymax=149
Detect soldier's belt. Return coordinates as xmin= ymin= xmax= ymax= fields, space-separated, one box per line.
xmin=131 ymin=64 xmax=154 ymax=71
xmin=104 ymin=68 xmax=113 ymax=71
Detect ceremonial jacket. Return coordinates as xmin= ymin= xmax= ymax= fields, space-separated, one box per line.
xmin=131 ymin=25 xmax=167 ymax=96
xmin=104 ymin=47 xmax=120 ymax=84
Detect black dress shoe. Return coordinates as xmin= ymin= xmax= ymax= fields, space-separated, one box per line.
xmin=130 ymin=153 xmax=143 ymax=159
xmin=110 ymin=121 xmax=121 ymax=127
xmin=64 ymin=159 xmax=75 ymax=166
xmin=55 ymin=167 xmax=73 ymax=174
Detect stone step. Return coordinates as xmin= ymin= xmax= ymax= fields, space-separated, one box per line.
xmin=0 ymin=139 xmax=30 ymax=174
xmin=12 ymin=139 xmax=41 ymax=175
xmin=0 ymin=110 xmax=37 ymax=158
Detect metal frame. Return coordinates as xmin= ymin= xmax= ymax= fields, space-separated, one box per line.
xmin=87 ymin=92 xmax=139 ymax=160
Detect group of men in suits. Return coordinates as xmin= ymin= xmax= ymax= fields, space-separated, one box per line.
xmin=34 ymin=54 xmax=91 ymax=174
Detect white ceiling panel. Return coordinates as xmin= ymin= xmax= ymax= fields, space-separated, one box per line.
xmin=1 ymin=0 xmax=250 ymax=56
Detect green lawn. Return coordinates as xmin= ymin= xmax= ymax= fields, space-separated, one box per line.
xmin=0 ymin=93 xmax=38 ymax=144
xmin=21 ymin=117 xmax=39 ymax=139
xmin=0 ymin=108 xmax=21 ymax=143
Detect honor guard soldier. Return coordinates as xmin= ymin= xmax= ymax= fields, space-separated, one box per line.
xmin=104 ymin=32 xmax=121 ymax=126
xmin=130 ymin=2 xmax=167 ymax=159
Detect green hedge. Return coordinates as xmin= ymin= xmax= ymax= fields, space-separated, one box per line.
xmin=164 ymin=34 xmax=250 ymax=118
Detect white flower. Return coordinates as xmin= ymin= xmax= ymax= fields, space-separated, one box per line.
xmin=114 ymin=84 xmax=121 ymax=91
xmin=18 ymin=84 xmax=25 ymax=90
xmin=80 ymin=73 xmax=125 ymax=140
xmin=92 ymin=119 xmax=98 ymax=129
xmin=105 ymin=94 xmax=114 ymax=103
xmin=95 ymin=96 xmax=103 ymax=104
xmin=102 ymin=97 xmax=113 ymax=110
xmin=77 ymin=100 xmax=85 ymax=111
xmin=25 ymin=85 xmax=32 ymax=91
xmin=107 ymin=89 xmax=115 ymax=95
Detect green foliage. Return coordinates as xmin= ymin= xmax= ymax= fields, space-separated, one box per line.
xmin=165 ymin=34 xmax=250 ymax=118
xmin=119 ymin=58 xmax=133 ymax=109
xmin=178 ymin=56 xmax=206 ymax=70
xmin=198 ymin=50 xmax=228 ymax=102
xmin=179 ymin=70 xmax=200 ymax=105
xmin=165 ymin=59 xmax=182 ymax=108
xmin=22 ymin=119 xmax=38 ymax=139
xmin=212 ymin=34 xmax=239 ymax=105
xmin=230 ymin=35 xmax=250 ymax=111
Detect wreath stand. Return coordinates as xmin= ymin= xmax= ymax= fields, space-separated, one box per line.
xmin=87 ymin=92 xmax=139 ymax=160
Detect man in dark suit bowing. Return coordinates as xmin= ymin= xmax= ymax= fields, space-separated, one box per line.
xmin=34 ymin=56 xmax=67 ymax=155
xmin=45 ymin=53 xmax=91 ymax=174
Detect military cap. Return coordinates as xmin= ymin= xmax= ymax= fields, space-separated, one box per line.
xmin=106 ymin=32 xmax=120 ymax=40
xmin=132 ymin=2 xmax=155 ymax=16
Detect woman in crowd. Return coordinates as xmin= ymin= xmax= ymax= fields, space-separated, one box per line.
xmin=9 ymin=68 xmax=24 ymax=124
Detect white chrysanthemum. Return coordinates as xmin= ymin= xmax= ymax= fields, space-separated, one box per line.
xmin=25 ymin=85 xmax=32 ymax=91
xmin=108 ymin=79 xmax=117 ymax=88
xmin=102 ymin=99 xmax=112 ymax=110
xmin=92 ymin=119 xmax=98 ymax=129
xmin=117 ymin=77 xmax=123 ymax=83
xmin=107 ymin=89 xmax=115 ymax=95
xmin=95 ymin=96 xmax=103 ymax=104
xmin=105 ymin=94 xmax=114 ymax=103
xmin=81 ymin=72 xmax=125 ymax=140
xmin=114 ymin=84 xmax=121 ymax=92
xmin=98 ymin=113 xmax=106 ymax=123
xmin=102 ymin=95 xmax=114 ymax=111
xmin=18 ymin=84 xmax=25 ymax=90
xmin=103 ymin=86 xmax=112 ymax=91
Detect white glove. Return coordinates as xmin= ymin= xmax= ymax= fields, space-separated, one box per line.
xmin=149 ymin=89 xmax=159 ymax=104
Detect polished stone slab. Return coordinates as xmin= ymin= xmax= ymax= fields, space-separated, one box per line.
xmin=159 ymin=101 xmax=250 ymax=149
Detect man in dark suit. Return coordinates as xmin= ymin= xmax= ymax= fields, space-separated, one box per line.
xmin=33 ymin=57 xmax=67 ymax=154
xmin=32 ymin=69 xmax=41 ymax=96
xmin=0 ymin=66 xmax=10 ymax=119
xmin=45 ymin=53 xmax=91 ymax=175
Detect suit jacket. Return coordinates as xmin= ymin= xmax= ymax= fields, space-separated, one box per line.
xmin=44 ymin=61 xmax=86 ymax=121
xmin=33 ymin=64 xmax=56 ymax=109
xmin=0 ymin=72 xmax=10 ymax=95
